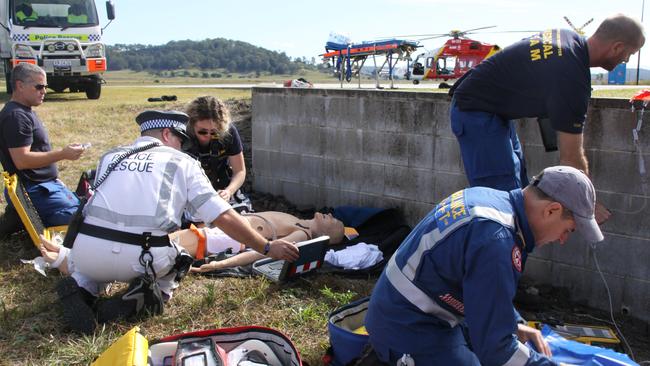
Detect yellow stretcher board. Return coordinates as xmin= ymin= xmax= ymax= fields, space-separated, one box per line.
xmin=91 ymin=326 xmax=148 ymax=366
xmin=2 ymin=172 xmax=67 ymax=248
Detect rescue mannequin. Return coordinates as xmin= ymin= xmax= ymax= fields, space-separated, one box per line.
xmin=40 ymin=211 xmax=344 ymax=275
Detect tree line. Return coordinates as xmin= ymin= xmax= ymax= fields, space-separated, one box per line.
xmin=107 ymin=38 xmax=313 ymax=74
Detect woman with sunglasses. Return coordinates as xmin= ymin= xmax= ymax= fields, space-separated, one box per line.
xmin=183 ymin=96 xmax=252 ymax=213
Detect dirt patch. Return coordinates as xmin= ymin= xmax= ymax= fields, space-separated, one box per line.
xmin=231 ymin=99 xmax=650 ymax=362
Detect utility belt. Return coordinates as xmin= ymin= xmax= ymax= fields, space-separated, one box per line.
xmin=79 ymin=222 xmax=193 ymax=283
xmin=79 ymin=222 xmax=171 ymax=248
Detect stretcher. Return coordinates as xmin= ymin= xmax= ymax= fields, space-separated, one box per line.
xmin=321 ymin=38 xmax=421 ymax=89
xmin=2 ymin=172 xmax=67 ymax=249
xmin=252 ymin=236 xmax=329 ymax=282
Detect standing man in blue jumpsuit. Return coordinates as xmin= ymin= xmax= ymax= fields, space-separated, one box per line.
xmin=365 ymin=166 xmax=603 ymax=365
xmin=449 ymin=14 xmax=644 ymax=224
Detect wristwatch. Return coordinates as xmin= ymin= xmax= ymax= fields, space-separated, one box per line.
xmin=263 ymin=241 xmax=271 ymax=255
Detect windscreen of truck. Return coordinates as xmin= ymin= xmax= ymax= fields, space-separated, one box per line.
xmin=13 ymin=0 xmax=99 ymax=28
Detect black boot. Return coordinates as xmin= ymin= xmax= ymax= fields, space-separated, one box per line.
xmin=0 ymin=206 xmax=23 ymax=239
xmin=56 ymin=277 xmax=97 ymax=335
xmin=95 ymin=295 xmax=137 ymax=324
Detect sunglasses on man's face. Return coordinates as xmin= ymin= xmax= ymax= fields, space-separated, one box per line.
xmin=196 ymin=129 xmax=218 ymax=136
xmin=33 ymin=84 xmax=48 ymax=91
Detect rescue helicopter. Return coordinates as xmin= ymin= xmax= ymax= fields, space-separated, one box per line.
xmin=401 ymin=26 xmax=500 ymax=86
xmin=401 ymin=26 xmax=536 ymax=87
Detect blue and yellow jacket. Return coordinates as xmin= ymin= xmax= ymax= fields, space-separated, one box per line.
xmin=366 ymin=187 xmax=558 ymax=366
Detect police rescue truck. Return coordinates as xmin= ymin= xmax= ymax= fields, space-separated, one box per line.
xmin=0 ymin=0 xmax=115 ymax=99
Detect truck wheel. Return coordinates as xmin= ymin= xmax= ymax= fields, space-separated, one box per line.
xmin=52 ymin=86 xmax=65 ymax=93
xmin=413 ymin=79 xmax=420 ymax=85
xmin=85 ymin=83 xmax=101 ymax=99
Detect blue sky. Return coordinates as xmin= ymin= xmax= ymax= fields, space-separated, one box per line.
xmin=96 ymin=0 xmax=650 ymax=69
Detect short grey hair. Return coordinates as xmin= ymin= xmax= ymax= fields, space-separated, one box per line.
xmin=593 ymin=13 xmax=645 ymax=48
xmin=10 ymin=63 xmax=45 ymax=89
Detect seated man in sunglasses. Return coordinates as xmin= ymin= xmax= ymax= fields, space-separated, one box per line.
xmin=0 ymin=63 xmax=87 ymax=237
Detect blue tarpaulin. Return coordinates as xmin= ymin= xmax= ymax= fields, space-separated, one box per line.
xmin=536 ymin=325 xmax=638 ymax=366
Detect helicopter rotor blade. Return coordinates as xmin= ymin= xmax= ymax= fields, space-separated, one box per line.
xmin=382 ymin=26 xmax=496 ymax=39
xmin=417 ymin=34 xmax=452 ymax=41
xmin=383 ymin=33 xmax=448 ymax=38
xmin=478 ymin=30 xmax=540 ymax=34
xmin=381 ymin=26 xmax=537 ymax=42
xmin=457 ymin=25 xmax=497 ymax=34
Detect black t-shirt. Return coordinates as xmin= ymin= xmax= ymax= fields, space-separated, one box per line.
xmin=184 ymin=124 xmax=243 ymax=190
xmin=0 ymin=101 xmax=58 ymax=182
xmin=453 ymin=29 xmax=591 ymax=134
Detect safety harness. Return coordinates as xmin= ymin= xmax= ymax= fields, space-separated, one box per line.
xmin=63 ymin=142 xmax=167 ymax=269
xmin=79 ymin=223 xmax=171 ymax=247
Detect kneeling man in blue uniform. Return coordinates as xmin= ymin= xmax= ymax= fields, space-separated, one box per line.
xmin=365 ymin=166 xmax=603 ymax=366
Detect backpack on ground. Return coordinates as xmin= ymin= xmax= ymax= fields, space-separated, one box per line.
xmin=92 ymin=325 xmax=304 ymax=366
xmin=323 ymin=297 xmax=370 ymax=366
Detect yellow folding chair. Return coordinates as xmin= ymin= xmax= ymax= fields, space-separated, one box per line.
xmin=2 ymin=172 xmax=67 ymax=249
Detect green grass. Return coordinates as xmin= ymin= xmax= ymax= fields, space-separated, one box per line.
xmin=0 ymin=80 xmax=647 ymax=364
xmin=591 ymin=88 xmax=647 ymax=99
xmin=0 ymin=85 xmax=375 ymax=365
xmin=103 ymin=68 xmax=339 ymax=85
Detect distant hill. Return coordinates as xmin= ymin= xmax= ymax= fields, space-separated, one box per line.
xmin=592 ymin=67 xmax=650 ymax=83
xmin=624 ymin=68 xmax=650 ymax=82
xmin=107 ymin=38 xmax=311 ymax=75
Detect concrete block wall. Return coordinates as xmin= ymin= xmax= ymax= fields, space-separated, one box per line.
xmin=251 ymin=87 xmax=650 ymax=322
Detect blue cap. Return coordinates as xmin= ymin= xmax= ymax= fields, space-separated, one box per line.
xmin=136 ymin=110 xmax=189 ymax=141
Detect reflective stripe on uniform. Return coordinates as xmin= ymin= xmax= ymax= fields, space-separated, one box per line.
xmin=402 ymin=205 xmax=515 ymax=280
xmin=187 ymin=192 xmax=217 ymax=218
xmin=402 ymin=215 xmax=472 ymax=280
xmin=386 ymin=203 xmax=516 ymax=327
xmin=502 ymin=341 xmax=530 ymax=366
xmin=85 ymin=151 xmax=181 ymax=230
xmin=157 ymin=154 xmax=184 ymax=231
xmin=471 ymin=206 xmax=515 ymax=230
xmin=385 ymin=255 xmax=462 ymax=327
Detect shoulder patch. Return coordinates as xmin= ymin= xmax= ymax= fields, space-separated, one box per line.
xmin=434 ymin=190 xmax=470 ymax=232
xmin=511 ymin=245 xmax=522 ymax=272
